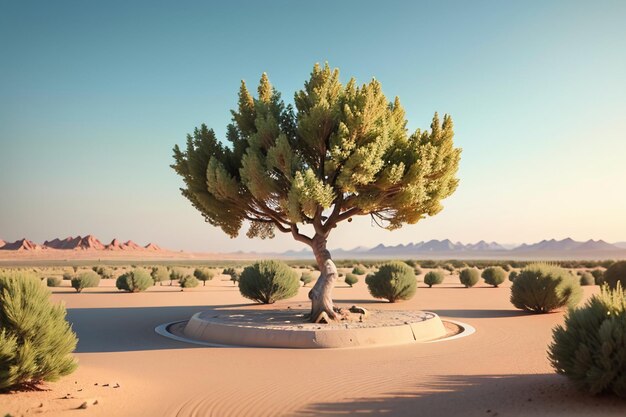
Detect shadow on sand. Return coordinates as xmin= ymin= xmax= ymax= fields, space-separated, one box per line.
xmin=67 ymin=304 xmax=254 ymax=353
xmin=292 ymin=374 xmax=626 ymax=417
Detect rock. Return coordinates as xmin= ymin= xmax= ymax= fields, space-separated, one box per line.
xmin=349 ymin=305 xmax=368 ymax=316
xmin=77 ymin=402 xmax=89 ymax=409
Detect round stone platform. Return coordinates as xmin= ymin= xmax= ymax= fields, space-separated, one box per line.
xmin=177 ymin=309 xmax=448 ymax=348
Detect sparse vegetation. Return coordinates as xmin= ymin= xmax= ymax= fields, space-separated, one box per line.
xmin=345 ymin=273 xmax=358 ymax=287
xmin=604 ymin=261 xmax=626 ymax=289
xmin=579 ymin=272 xmax=595 ymax=286
xmin=151 ymin=266 xmax=169 ymax=286
xmin=482 ymin=266 xmax=507 ymax=287
xmin=549 ymin=284 xmax=626 ymax=397
xmin=46 ymin=277 xmax=62 ymax=287
xmin=223 ymin=267 xmax=240 ymax=286
xmin=92 ymin=266 xmax=114 ymax=279
xmin=352 ymin=265 xmax=366 ymax=275
xmin=116 ymin=268 xmax=153 ymax=292
xmin=365 ymin=261 xmax=416 ymax=303
xmin=300 ymin=272 xmax=313 ymax=287
xmin=510 ymin=263 xmax=582 ymax=313
xmin=239 ymin=260 xmax=299 ymax=304
xmin=459 ymin=268 xmax=480 ymax=288
xmin=179 ymin=275 xmax=199 ymax=290
xmin=0 ymin=272 xmax=77 ymax=391
xmin=424 ymin=270 xmax=444 ymax=288
xmin=70 ymin=271 xmax=101 ymax=293
xmin=169 ymin=268 xmax=186 ymax=286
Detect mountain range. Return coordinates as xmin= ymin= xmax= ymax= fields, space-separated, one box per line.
xmin=0 ymin=235 xmax=162 ymax=252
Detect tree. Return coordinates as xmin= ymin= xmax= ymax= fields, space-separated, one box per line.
xmin=172 ymin=63 xmax=460 ymax=322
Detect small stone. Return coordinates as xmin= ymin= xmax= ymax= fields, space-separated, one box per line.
xmin=113 ymin=383 xmax=120 ymax=388
xmin=77 ymin=402 xmax=89 ymax=409
xmin=39 ymin=403 xmax=44 ymax=408
xmin=102 ymin=383 xmax=109 ymax=387
xmin=93 ymin=400 xmax=99 ymax=405
xmin=77 ymin=389 xmax=83 ymax=392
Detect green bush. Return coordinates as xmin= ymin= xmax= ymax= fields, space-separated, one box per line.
xmin=548 ymin=284 xmax=626 ymax=397
xmin=365 ymin=261 xmax=416 ymax=303
xmin=151 ymin=266 xmax=169 ymax=286
xmin=579 ymin=272 xmax=595 ymax=286
xmin=193 ymin=268 xmax=214 ymax=286
xmin=482 ymin=266 xmax=507 ymax=287
xmin=223 ymin=267 xmax=240 ymax=285
xmin=169 ymin=268 xmax=186 ymax=286
xmin=345 ymin=273 xmax=359 ymax=287
xmin=604 ymin=261 xmax=626 ymax=290
xmin=413 ymin=267 xmax=423 ymax=276
xmin=70 ymin=271 xmax=101 ymax=293
xmin=510 ymin=263 xmax=583 ymax=313
xmin=116 ymin=268 xmax=153 ymax=292
xmin=46 ymin=277 xmax=62 ymax=287
xmin=442 ymin=263 xmax=455 ymax=273
xmin=0 ymin=272 xmax=77 ymax=391
xmin=62 ymin=272 xmax=74 ymax=281
xmin=591 ymin=269 xmax=605 ymax=285
xmin=92 ymin=266 xmax=114 ymax=279
xmin=352 ymin=265 xmax=367 ymax=275
xmin=239 ymin=260 xmax=299 ymax=304
xmin=508 ymin=270 xmax=519 ymax=282
xmin=459 ymin=268 xmax=480 ymax=288
xmin=300 ymin=272 xmax=313 ymax=287
xmin=424 ymin=270 xmax=444 ymax=288
xmin=179 ymin=275 xmax=199 ymax=290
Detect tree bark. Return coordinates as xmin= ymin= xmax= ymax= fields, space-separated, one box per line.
xmin=308 ymin=236 xmax=339 ymax=323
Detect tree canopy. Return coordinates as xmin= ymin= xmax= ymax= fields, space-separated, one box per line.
xmin=172 ymin=63 xmax=460 ymax=248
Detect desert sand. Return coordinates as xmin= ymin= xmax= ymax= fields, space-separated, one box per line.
xmin=1 ymin=270 xmax=625 ymax=417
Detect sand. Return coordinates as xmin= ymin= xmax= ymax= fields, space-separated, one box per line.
xmin=1 ymin=271 xmax=625 ymax=417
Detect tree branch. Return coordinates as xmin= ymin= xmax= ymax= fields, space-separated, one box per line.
xmin=290 ymin=225 xmax=313 ymax=246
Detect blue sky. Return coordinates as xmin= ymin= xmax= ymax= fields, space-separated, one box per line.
xmin=1 ymin=1 xmax=625 ymax=252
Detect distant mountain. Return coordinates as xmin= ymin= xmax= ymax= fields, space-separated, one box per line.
xmin=0 ymin=238 xmax=41 ymax=251
xmin=0 ymin=239 xmax=5 ymax=249
xmin=0 ymin=235 xmax=167 ymax=252
xmin=614 ymin=242 xmax=626 ymax=249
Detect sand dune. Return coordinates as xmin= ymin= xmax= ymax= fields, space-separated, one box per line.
xmin=1 ymin=272 xmax=622 ymax=417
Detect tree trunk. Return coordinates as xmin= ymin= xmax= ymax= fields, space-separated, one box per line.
xmin=308 ymin=236 xmax=339 ymax=323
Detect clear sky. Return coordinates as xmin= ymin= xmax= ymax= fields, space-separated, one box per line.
xmin=1 ymin=1 xmax=625 ymax=252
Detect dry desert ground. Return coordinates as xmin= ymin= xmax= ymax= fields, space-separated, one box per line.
xmin=1 ymin=268 xmax=625 ymax=417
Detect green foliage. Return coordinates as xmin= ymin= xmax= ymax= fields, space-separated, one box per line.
xmin=591 ymin=269 xmax=605 ymax=285
xmin=0 ymin=272 xmax=77 ymax=391
xmin=151 ymin=266 xmax=169 ymax=285
xmin=171 ymin=62 xmax=460 ymax=241
xmin=604 ymin=261 xmax=626 ymax=289
xmin=179 ymin=275 xmax=199 ymax=290
xmin=345 ymin=273 xmax=359 ymax=287
xmin=508 ymin=270 xmax=518 ymax=282
xmin=92 ymin=266 xmax=114 ymax=279
xmin=459 ymin=268 xmax=480 ymax=288
xmin=223 ymin=267 xmax=240 ymax=285
xmin=352 ymin=266 xmax=366 ymax=275
xmin=169 ymin=268 xmax=186 ymax=286
xmin=62 ymin=272 xmax=74 ymax=281
xmin=442 ymin=263 xmax=455 ymax=273
xmin=510 ymin=263 xmax=583 ymax=313
xmin=300 ymin=272 xmax=313 ymax=287
xmin=365 ymin=261 xmax=416 ymax=302
xmin=193 ymin=268 xmax=214 ymax=286
xmin=116 ymin=269 xmax=153 ymax=292
xmin=549 ymin=284 xmax=626 ymax=397
xmin=239 ymin=260 xmax=299 ymax=304
xmin=424 ymin=270 xmax=444 ymax=288
xmin=46 ymin=277 xmax=61 ymax=287
xmin=70 ymin=271 xmax=100 ymax=293
xmin=481 ymin=266 xmax=507 ymax=287
xmin=579 ymin=272 xmax=595 ymax=286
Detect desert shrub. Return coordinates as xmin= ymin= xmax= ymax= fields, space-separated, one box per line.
xmin=46 ymin=277 xmax=62 ymax=287
xmin=482 ymin=266 xmax=507 ymax=287
xmin=345 ymin=273 xmax=359 ymax=287
xmin=151 ymin=266 xmax=169 ymax=286
xmin=300 ymin=272 xmax=313 ymax=287
xmin=115 ymin=268 xmax=153 ymax=292
xmin=591 ymin=269 xmax=605 ymax=285
xmin=548 ymin=284 xmax=626 ymax=397
xmin=508 ymin=270 xmax=519 ymax=282
xmin=352 ymin=265 xmax=367 ymax=275
xmin=193 ymin=268 xmax=214 ymax=286
xmin=62 ymin=272 xmax=74 ymax=281
xmin=169 ymin=268 xmax=186 ymax=286
xmin=424 ymin=270 xmax=444 ymax=288
xmin=239 ymin=260 xmax=299 ymax=304
xmin=442 ymin=263 xmax=455 ymax=273
xmin=365 ymin=261 xmax=416 ymax=303
xmin=579 ymin=272 xmax=595 ymax=286
xmin=92 ymin=266 xmax=113 ymax=279
xmin=179 ymin=275 xmax=199 ymax=290
xmin=604 ymin=261 xmax=626 ymax=290
xmin=459 ymin=268 xmax=480 ymax=288
xmin=223 ymin=267 xmax=240 ymax=285
xmin=70 ymin=271 xmax=100 ymax=293
xmin=420 ymin=260 xmax=438 ymax=269
xmin=413 ymin=266 xmax=423 ymax=276
xmin=0 ymin=272 xmax=77 ymax=391
xmin=510 ymin=263 xmax=582 ymax=313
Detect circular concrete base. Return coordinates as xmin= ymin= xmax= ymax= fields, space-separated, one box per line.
xmin=178 ymin=309 xmax=448 ymax=349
